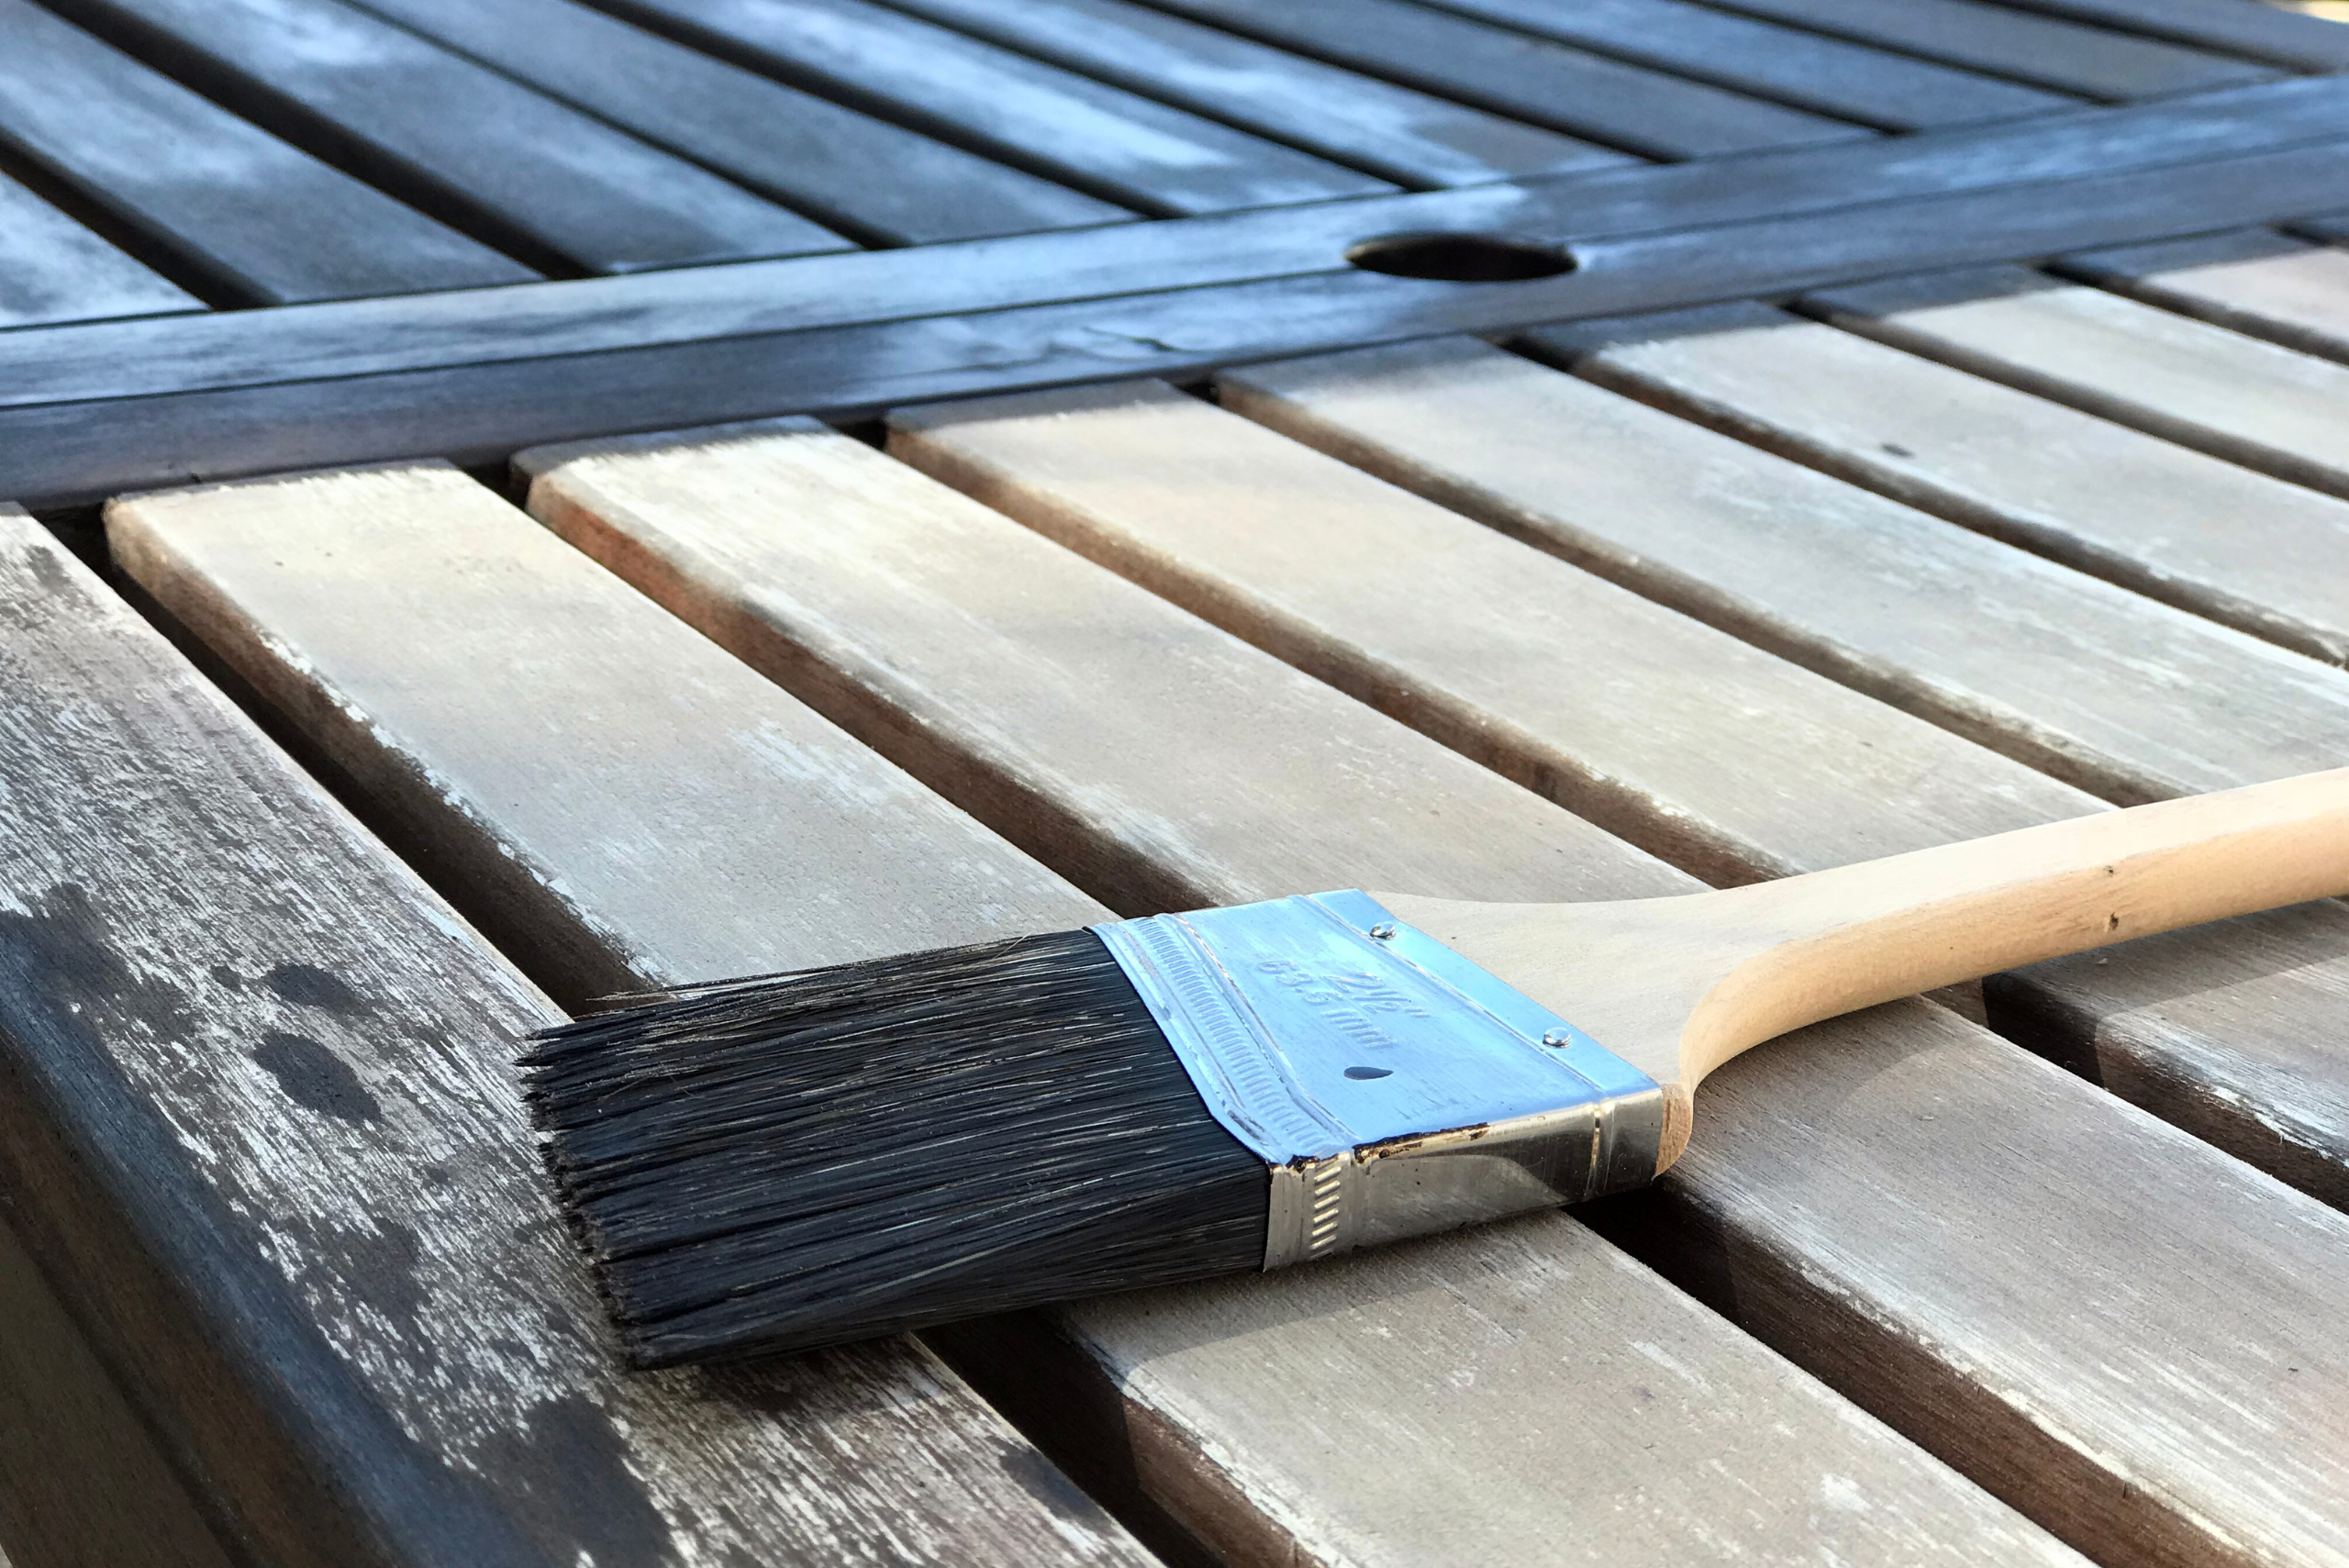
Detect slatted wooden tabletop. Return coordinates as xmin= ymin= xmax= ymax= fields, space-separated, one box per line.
xmin=4 ymin=1 xmax=2349 ymax=1564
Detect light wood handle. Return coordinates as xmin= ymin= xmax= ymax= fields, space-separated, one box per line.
xmin=1684 ymin=767 xmax=2349 ymax=1084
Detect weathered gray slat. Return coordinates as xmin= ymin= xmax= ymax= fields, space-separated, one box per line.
xmin=1142 ymin=0 xmax=1868 ymax=157
xmin=1208 ymin=335 xmax=2349 ymax=1221
xmin=0 ymin=500 xmax=1148 ymax=1568
xmin=872 ymin=0 xmax=1631 ymax=187
xmin=1542 ymin=297 xmax=2349 ymax=664
xmin=1699 ymin=0 xmax=2277 ymax=99
xmin=46 ymin=0 xmax=847 ymax=273
xmin=2057 ymin=227 xmax=2349 ymax=361
xmin=1420 ymin=0 xmax=2076 ymax=127
xmin=0 ymin=72 xmax=2335 ymax=411
xmin=0 ymin=172 xmax=199 ymax=328
xmin=0 ymin=0 xmax=528 ymax=304
xmin=1809 ymin=263 xmax=2349 ymax=499
xmin=1223 ymin=336 xmax=2349 ymax=804
xmin=11 ymin=127 xmax=2349 ymax=515
xmin=1987 ymin=0 xmax=2349 ymax=71
xmin=878 ymin=381 xmax=2349 ymax=1566
xmin=596 ymin=0 xmax=1393 ymax=215
xmin=343 ymin=0 xmax=1128 ymax=245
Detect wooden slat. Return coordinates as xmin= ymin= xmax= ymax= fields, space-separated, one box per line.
xmin=346 ymin=0 xmax=1128 ymax=244
xmin=1524 ymin=299 xmax=2349 ymax=1212
xmin=0 ymin=172 xmax=199 ymax=328
xmin=1144 ymin=0 xmax=1868 ymax=157
xmin=0 ymin=499 xmax=1151 ymax=1568
xmin=8 ymin=123 xmax=2349 ymax=511
xmin=2058 ymin=227 xmax=2349 ymax=361
xmin=1217 ymin=336 xmax=2349 ymax=803
xmin=1421 ymin=0 xmax=2076 ymax=127
xmin=0 ymin=72 xmax=2332 ymax=409
xmin=890 ymin=378 xmax=2094 ymax=884
xmin=874 ymin=0 xmax=1632 ymax=186
xmin=0 ymin=0 xmax=528 ymax=304
xmin=1699 ymin=0 xmax=2277 ymax=99
xmin=596 ymin=0 xmax=1393 ymax=215
xmin=1986 ymin=0 xmax=2349 ymax=71
xmin=876 ymin=381 xmax=2349 ymax=1567
xmin=1810 ymin=263 xmax=2349 ymax=499
xmin=48 ymin=0 xmax=847 ymax=273
xmin=1542 ymin=297 xmax=2349 ymax=663
xmin=118 ymin=446 xmax=2094 ymax=1568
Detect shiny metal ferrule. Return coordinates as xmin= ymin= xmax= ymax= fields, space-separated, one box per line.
xmin=1092 ymin=891 xmax=1664 ymax=1271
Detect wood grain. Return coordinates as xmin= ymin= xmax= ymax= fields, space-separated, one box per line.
xmin=1693 ymin=0 xmax=2277 ymax=98
xmin=0 ymin=172 xmax=199 ymax=328
xmin=596 ymin=0 xmax=1394 ymax=215
xmin=1546 ymin=298 xmax=2349 ymax=663
xmin=509 ymin=421 xmax=2349 ymax=1568
xmin=2058 ymin=227 xmax=2349 ymax=363
xmin=0 ymin=501 xmax=1151 ymax=1568
xmin=1220 ymin=335 xmax=2349 ymax=804
xmin=1986 ymin=0 xmax=2349 ymax=70
xmin=1419 ymin=0 xmax=2076 ymax=127
xmin=122 ymin=446 xmax=2093 ymax=1567
xmin=873 ymin=0 xmax=1631 ymax=187
xmin=44 ymin=0 xmax=847 ymax=273
xmin=1141 ymin=0 xmax=1867 ymax=157
xmin=0 ymin=0 xmax=529 ymax=303
xmin=349 ymin=0 xmax=1130 ymax=244
xmin=1810 ymin=262 xmax=2349 ymax=500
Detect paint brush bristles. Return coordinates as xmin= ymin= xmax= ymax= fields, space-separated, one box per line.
xmin=523 ymin=929 xmax=1268 ymax=1367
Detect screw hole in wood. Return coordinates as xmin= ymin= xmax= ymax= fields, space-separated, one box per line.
xmin=1344 ymin=232 xmax=1575 ymax=283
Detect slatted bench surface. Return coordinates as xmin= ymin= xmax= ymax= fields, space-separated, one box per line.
xmin=6 ymin=2 xmax=2349 ymax=1565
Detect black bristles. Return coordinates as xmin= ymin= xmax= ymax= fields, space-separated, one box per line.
xmin=522 ymin=929 xmax=1271 ymax=1366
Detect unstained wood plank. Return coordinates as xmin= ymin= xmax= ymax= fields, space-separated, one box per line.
xmin=0 ymin=500 xmax=1150 ymax=1568
xmin=1698 ymin=0 xmax=2277 ymax=99
xmin=1810 ymin=263 xmax=2349 ymax=500
xmin=0 ymin=172 xmax=199 ymax=328
xmin=1986 ymin=0 xmax=2349 ymax=71
xmin=880 ymin=380 xmax=2349 ymax=1566
xmin=1546 ymin=298 xmax=2349 ymax=664
xmin=0 ymin=0 xmax=529 ymax=304
xmin=46 ymin=0 xmax=847 ymax=273
xmin=1420 ymin=0 xmax=2076 ymax=128
xmin=1220 ymin=336 xmax=2349 ymax=804
xmin=1141 ymin=0 xmax=1869 ymax=157
xmin=596 ymin=0 xmax=1394 ymax=215
xmin=2057 ymin=227 xmax=2349 ymax=361
xmin=873 ymin=0 xmax=1631 ymax=187
xmin=519 ymin=424 xmax=2076 ymax=1567
xmin=348 ymin=0 xmax=1129 ymax=244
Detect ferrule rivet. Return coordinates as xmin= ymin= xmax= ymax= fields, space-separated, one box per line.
xmin=1368 ymin=923 xmax=1397 ymax=940
xmin=1542 ymin=1029 xmax=1571 ymax=1047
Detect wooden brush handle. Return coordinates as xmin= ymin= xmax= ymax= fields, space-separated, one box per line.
xmin=1683 ymin=766 xmax=2349 ymax=1084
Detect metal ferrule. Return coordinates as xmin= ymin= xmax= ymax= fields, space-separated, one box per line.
xmin=1092 ymin=891 xmax=1664 ymax=1271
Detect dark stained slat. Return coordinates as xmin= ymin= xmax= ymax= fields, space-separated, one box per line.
xmin=1701 ymin=0 xmax=2279 ymax=100
xmin=0 ymin=0 xmax=528 ymax=304
xmin=593 ymin=0 xmax=1394 ymax=215
xmin=0 ymin=73 xmax=2333 ymax=413
xmin=1140 ymin=0 xmax=1867 ymax=157
xmin=45 ymin=0 xmax=846 ymax=273
xmin=874 ymin=0 xmax=1632 ymax=186
xmin=0 ymin=172 xmax=200 ymax=328
xmin=1 ymin=124 xmax=2343 ymax=507
xmin=0 ymin=503 xmax=1158 ymax=1568
xmin=1981 ymin=0 xmax=2349 ymax=70
xmin=1422 ymin=0 xmax=2076 ymax=128
xmin=347 ymin=0 xmax=1129 ymax=245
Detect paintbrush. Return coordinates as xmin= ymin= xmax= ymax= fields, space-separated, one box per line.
xmin=525 ymin=767 xmax=2349 ymax=1367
